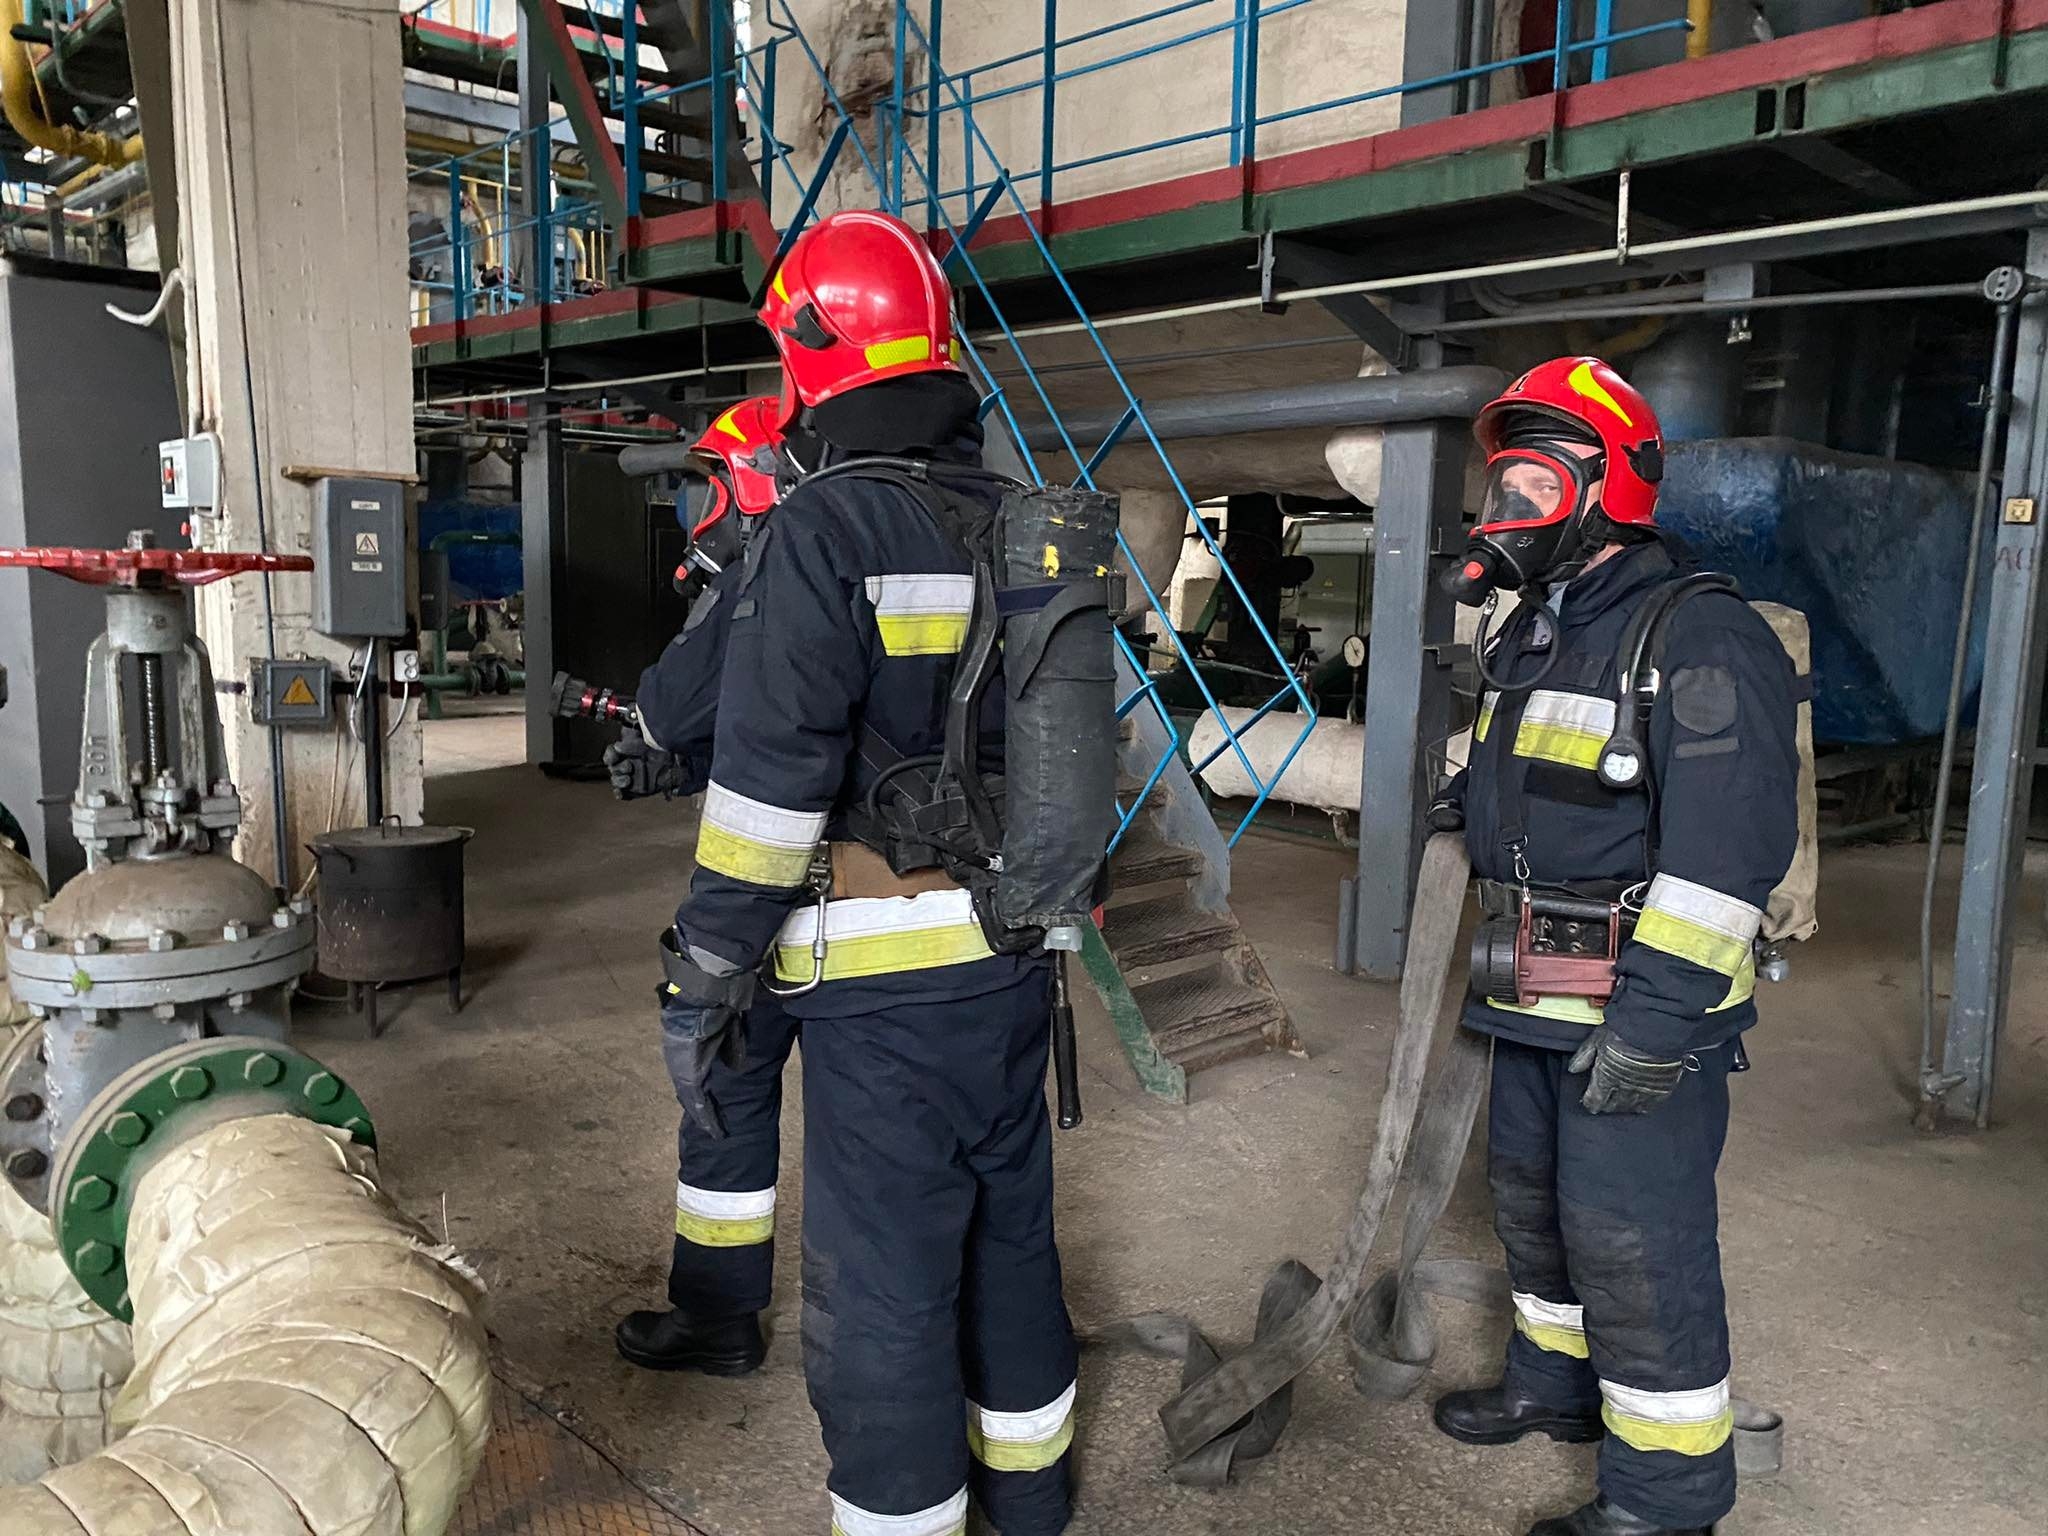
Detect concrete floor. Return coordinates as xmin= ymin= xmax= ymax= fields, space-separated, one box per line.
xmin=318 ymin=710 xmax=2048 ymax=1535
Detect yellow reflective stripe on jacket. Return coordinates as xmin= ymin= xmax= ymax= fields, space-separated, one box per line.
xmin=1634 ymin=873 xmax=1762 ymax=978
xmin=674 ymin=1182 xmax=776 ymax=1248
xmin=966 ymin=1384 xmax=1077 ymax=1472
xmin=695 ymin=781 xmax=825 ymax=888
xmin=1486 ymin=993 xmax=1608 ymax=1027
xmin=1475 ymin=690 xmax=1499 ymax=744
xmin=772 ymin=889 xmax=994 ymax=983
xmin=865 ymin=573 xmax=973 ymax=656
xmin=1599 ymin=1379 xmax=1734 ymax=1457
xmin=1512 ymin=1292 xmax=1589 ymax=1358
xmin=1512 ymin=689 xmax=1617 ymax=771
xmin=830 ymin=1489 xmax=967 ymax=1536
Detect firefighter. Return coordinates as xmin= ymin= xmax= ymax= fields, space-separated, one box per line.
xmin=655 ymin=210 xmax=1076 ymax=1536
xmin=608 ymin=397 xmax=803 ymax=1377
xmin=1427 ymin=357 xmax=1798 ymax=1536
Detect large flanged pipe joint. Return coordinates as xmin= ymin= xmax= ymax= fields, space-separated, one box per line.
xmin=41 ymin=1036 xmax=374 ymax=1319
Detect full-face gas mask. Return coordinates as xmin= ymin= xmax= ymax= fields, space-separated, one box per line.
xmin=1442 ymin=428 xmax=1612 ymax=607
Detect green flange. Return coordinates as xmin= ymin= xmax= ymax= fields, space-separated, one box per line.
xmin=49 ymin=1036 xmax=376 ymax=1322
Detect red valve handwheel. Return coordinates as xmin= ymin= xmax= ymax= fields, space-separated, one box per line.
xmin=0 ymin=546 xmax=313 ymax=588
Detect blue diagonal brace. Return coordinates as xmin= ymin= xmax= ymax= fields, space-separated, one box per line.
xmin=1081 ymin=401 xmax=1140 ymax=483
xmin=942 ymin=179 xmax=1011 ymax=272
xmin=756 ymin=117 xmax=851 ymax=302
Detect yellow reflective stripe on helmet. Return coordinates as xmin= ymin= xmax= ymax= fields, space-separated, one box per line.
xmin=1635 ymin=874 xmax=1762 ymax=979
xmin=864 ymin=335 xmax=935 ymax=371
xmin=966 ymin=1384 xmax=1077 ymax=1472
xmin=830 ymin=1489 xmax=967 ymax=1536
xmin=1512 ymin=689 xmax=1617 ymax=771
xmin=1512 ymin=1292 xmax=1589 ymax=1358
xmin=675 ymin=1182 xmax=775 ymax=1248
xmin=1600 ymin=1379 xmax=1733 ymax=1457
xmin=711 ymin=406 xmax=747 ymax=440
xmin=1476 ymin=690 xmax=1499 ymax=744
xmin=770 ymin=267 xmax=789 ymax=302
xmin=773 ymin=890 xmax=994 ymax=982
xmin=695 ymin=781 xmax=825 ymax=888
xmin=1569 ymin=360 xmax=1636 ymax=427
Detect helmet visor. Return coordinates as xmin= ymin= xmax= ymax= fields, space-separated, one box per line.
xmin=1478 ymin=450 xmax=1584 ymax=532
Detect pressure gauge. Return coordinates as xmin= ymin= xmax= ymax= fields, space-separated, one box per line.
xmin=1342 ymin=633 xmax=1367 ymax=669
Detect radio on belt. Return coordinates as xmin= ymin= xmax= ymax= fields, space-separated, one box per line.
xmin=311 ymin=476 xmax=406 ymax=637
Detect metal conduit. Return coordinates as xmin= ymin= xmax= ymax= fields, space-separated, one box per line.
xmin=1022 ymin=365 xmax=1506 ymax=448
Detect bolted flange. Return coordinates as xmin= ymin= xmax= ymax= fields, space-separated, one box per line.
xmin=49 ymin=1036 xmax=375 ymax=1321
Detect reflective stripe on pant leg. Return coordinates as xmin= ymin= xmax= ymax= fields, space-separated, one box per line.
xmin=1599 ymin=1377 xmax=1734 ymax=1457
xmin=676 ymin=1182 xmax=775 ymax=1246
xmin=1512 ymin=1291 xmax=1589 ymax=1360
xmin=1488 ymin=1040 xmax=1599 ymax=1412
xmin=1561 ymin=1044 xmax=1737 ymax=1527
xmin=965 ymin=1383 xmax=1076 ymax=1472
xmin=829 ymin=1489 xmax=967 ymax=1536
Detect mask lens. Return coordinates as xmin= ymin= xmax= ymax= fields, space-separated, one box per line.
xmin=1480 ymin=454 xmax=1573 ymax=527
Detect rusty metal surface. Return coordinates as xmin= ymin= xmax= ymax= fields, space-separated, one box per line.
xmin=452 ymin=1373 xmax=710 ymax=1536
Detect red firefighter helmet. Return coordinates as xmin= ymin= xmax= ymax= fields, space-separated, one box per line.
xmin=757 ymin=209 xmax=962 ymax=427
xmin=675 ymin=395 xmax=785 ymax=595
xmin=1474 ymin=355 xmax=1664 ymax=526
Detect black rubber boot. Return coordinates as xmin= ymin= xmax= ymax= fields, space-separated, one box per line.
xmin=1527 ymin=1495 xmax=1714 ymax=1536
xmin=613 ymin=1308 xmax=767 ymax=1376
xmin=1432 ymin=1383 xmax=1604 ymax=1447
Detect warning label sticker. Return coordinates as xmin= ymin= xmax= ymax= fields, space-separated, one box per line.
xmin=354 ymin=531 xmax=381 ymax=556
xmin=280 ymin=675 xmax=319 ymax=708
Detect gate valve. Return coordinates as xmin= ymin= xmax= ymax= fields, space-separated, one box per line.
xmin=0 ymin=532 xmax=312 ymax=588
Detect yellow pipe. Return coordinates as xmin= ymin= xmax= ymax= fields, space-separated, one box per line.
xmin=0 ymin=0 xmax=141 ymax=167
xmin=1686 ymin=0 xmax=1713 ymax=60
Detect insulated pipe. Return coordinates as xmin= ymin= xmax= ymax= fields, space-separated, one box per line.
xmin=1024 ymin=366 xmax=1507 ymax=449
xmin=617 ymin=441 xmax=696 ymax=476
xmin=0 ymin=1114 xmax=491 ymax=1536
xmin=0 ymin=2 xmax=142 ymax=168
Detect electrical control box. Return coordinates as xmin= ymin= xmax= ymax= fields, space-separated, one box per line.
xmin=249 ymin=658 xmax=334 ymax=726
xmin=158 ymin=435 xmax=219 ymax=512
xmin=311 ymin=476 xmax=407 ymax=637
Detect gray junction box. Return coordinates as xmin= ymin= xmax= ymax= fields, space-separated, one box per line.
xmin=312 ymin=477 xmax=407 ymax=637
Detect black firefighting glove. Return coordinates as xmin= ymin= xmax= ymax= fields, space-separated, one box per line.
xmin=657 ymin=930 xmax=755 ymax=1140
xmin=659 ymin=990 xmax=748 ymax=1140
xmin=1568 ymin=1026 xmax=1686 ymax=1116
xmin=604 ymin=726 xmax=687 ymax=801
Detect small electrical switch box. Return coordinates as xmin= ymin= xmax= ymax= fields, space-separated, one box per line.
xmin=312 ymin=477 xmax=407 ymax=637
xmin=158 ymin=435 xmax=219 ymax=512
xmin=250 ymin=659 xmax=333 ymax=726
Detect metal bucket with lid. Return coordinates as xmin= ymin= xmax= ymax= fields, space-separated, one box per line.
xmin=307 ymin=819 xmax=471 ymax=1036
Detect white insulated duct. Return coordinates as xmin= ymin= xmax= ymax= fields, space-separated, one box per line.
xmin=0 ymin=1114 xmax=491 ymax=1536
xmin=1191 ymin=708 xmax=1365 ymax=813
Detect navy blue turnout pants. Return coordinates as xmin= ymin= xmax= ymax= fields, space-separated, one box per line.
xmin=800 ymin=967 xmax=1076 ymax=1536
xmin=1490 ymin=1037 xmax=1738 ymax=1528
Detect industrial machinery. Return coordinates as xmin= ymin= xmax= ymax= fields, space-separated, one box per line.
xmin=0 ymin=533 xmax=375 ymax=1319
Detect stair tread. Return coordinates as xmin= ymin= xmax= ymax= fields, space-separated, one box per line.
xmin=1129 ymin=964 xmax=1287 ymax=1047
xmin=1110 ymin=825 xmax=1204 ymax=886
xmin=1101 ymin=892 xmax=1238 ymax=966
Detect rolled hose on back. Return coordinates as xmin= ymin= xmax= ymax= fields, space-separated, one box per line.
xmin=994 ymin=485 xmax=1122 ymax=937
xmin=0 ymin=1112 xmax=491 ymax=1535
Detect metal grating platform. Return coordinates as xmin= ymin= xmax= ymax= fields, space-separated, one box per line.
xmin=451 ymin=1372 xmax=709 ymax=1536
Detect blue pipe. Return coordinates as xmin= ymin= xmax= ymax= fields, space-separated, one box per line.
xmin=623 ymin=0 xmax=642 ymax=218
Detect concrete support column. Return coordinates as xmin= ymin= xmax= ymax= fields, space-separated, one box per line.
xmin=164 ymin=0 xmax=420 ymax=885
xmin=1942 ymin=230 xmax=2048 ymax=1127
